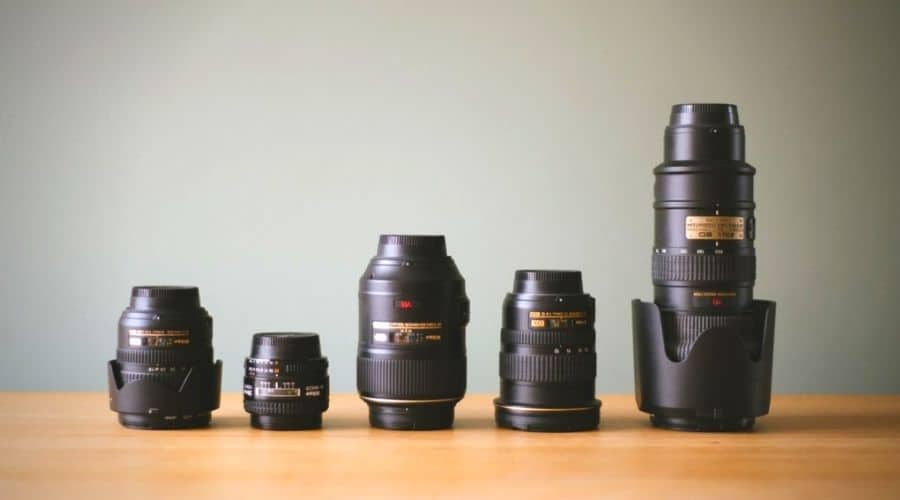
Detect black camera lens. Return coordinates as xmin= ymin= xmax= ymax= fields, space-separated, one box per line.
xmin=631 ymin=103 xmax=776 ymax=432
xmin=357 ymin=235 xmax=469 ymax=430
xmin=243 ymin=333 xmax=329 ymax=430
xmin=107 ymin=286 xmax=222 ymax=429
xmin=494 ymin=270 xmax=599 ymax=432
xmin=654 ymin=104 xmax=757 ymax=363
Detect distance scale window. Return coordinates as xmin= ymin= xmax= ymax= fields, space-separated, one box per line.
xmin=372 ymin=321 xmax=443 ymax=344
xmin=127 ymin=329 xmax=190 ymax=347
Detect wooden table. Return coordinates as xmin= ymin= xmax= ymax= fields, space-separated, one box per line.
xmin=1 ymin=393 xmax=898 ymax=499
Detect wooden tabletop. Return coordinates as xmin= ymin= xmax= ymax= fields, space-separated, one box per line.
xmin=1 ymin=393 xmax=898 ymax=499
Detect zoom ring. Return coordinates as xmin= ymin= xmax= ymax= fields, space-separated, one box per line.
xmin=499 ymin=352 xmax=596 ymax=383
xmin=116 ymin=346 xmax=212 ymax=365
xmin=661 ymin=312 xmax=758 ymax=361
xmin=501 ymin=329 xmax=595 ymax=346
xmin=652 ymin=253 xmax=756 ymax=283
xmin=244 ymin=398 xmax=328 ymax=415
xmin=357 ymin=357 xmax=466 ymax=398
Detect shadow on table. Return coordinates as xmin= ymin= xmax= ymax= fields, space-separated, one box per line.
xmin=208 ymin=415 xmax=368 ymax=430
xmin=757 ymin=414 xmax=900 ymax=434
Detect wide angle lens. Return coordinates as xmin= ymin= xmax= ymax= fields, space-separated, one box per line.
xmin=357 ymin=235 xmax=469 ymax=430
xmin=494 ymin=270 xmax=599 ymax=432
xmin=650 ymin=103 xmax=761 ymax=430
xmin=243 ymin=332 xmax=329 ymax=430
xmin=108 ymin=286 xmax=222 ymax=429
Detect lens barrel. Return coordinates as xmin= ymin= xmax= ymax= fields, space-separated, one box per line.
xmin=494 ymin=270 xmax=599 ymax=432
xmin=243 ymin=333 xmax=329 ymax=430
xmin=108 ymin=286 xmax=222 ymax=429
xmin=357 ymin=235 xmax=469 ymax=430
xmin=632 ymin=103 xmax=776 ymax=432
xmin=654 ymin=103 xmax=758 ymax=364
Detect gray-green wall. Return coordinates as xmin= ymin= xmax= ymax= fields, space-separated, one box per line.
xmin=2 ymin=0 xmax=898 ymax=393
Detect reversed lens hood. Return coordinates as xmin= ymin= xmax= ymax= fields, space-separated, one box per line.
xmin=107 ymin=359 xmax=222 ymax=429
xmin=631 ymin=299 xmax=775 ymax=431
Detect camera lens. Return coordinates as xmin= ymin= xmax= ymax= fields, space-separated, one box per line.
xmin=243 ymin=333 xmax=329 ymax=430
xmin=654 ymin=103 xmax=758 ymax=362
xmin=357 ymin=235 xmax=469 ymax=430
xmin=494 ymin=270 xmax=599 ymax=432
xmin=108 ymin=286 xmax=222 ymax=429
xmin=638 ymin=103 xmax=768 ymax=431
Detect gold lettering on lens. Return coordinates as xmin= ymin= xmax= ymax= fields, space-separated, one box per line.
xmin=685 ymin=216 xmax=745 ymax=240
xmin=127 ymin=329 xmax=190 ymax=347
xmin=529 ymin=311 xmax=588 ymax=329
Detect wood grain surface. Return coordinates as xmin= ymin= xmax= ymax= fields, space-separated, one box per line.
xmin=1 ymin=393 xmax=898 ymax=499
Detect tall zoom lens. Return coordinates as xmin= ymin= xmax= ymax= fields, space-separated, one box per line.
xmin=654 ymin=103 xmax=758 ymax=362
xmin=495 ymin=271 xmax=599 ymax=432
xmin=357 ymin=235 xmax=469 ymax=430
xmin=107 ymin=286 xmax=222 ymax=429
xmin=631 ymin=103 xmax=776 ymax=432
xmin=244 ymin=333 xmax=329 ymax=430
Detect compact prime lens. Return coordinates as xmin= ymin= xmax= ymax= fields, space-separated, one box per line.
xmin=243 ymin=333 xmax=329 ymax=430
xmin=494 ymin=270 xmax=599 ymax=432
xmin=631 ymin=103 xmax=776 ymax=432
xmin=357 ymin=235 xmax=469 ymax=430
xmin=107 ymin=286 xmax=222 ymax=429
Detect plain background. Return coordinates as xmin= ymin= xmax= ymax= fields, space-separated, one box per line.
xmin=1 ymin=0 xmax=898 ymax=394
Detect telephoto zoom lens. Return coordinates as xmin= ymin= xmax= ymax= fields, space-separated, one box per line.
xmin=494 ymin=271 xmax=600 ymax=432
xmin=243 ymin=333 xmax=329 ymax=430
xmin=654 ymin=103 xmax=757 ymax=362
xmin=107 ymin=286 xmax=222 ymax=429
xmin=357 ymin=235 xmax=469 ymax=430
xmin=631 ymin=103 xmax=776 ymax=432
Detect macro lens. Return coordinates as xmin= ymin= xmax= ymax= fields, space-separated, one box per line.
xmin=631 ymin=103 xmax=776 ymax=432
xmin=494 ymin=270 xmax=599 ymax=432
xmin=107 ymin=286 xmax=222 ymax=429
xmin=243 ymin=333 xmax=329 ymax=430
xmin=357 ymin=235 xmax=469 ymax=430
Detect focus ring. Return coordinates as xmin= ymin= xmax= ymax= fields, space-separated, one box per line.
xmin=652 ymin=253 xmax=755 ymax=283
xmin=499 ymin=352 xmax=596 ymax=383
xmin=244 ymin=398 xmax=328 ymax=415
xmin=357 ymin=357 xmax=466 ymax=398
xmin=501 ymin=329 xmax=595 ymax=346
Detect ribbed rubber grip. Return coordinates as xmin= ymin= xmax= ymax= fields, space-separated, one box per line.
xmin=652 ymin=253 xmax=755 ymax=283
xmin=244 ymin=398 xmax=328 ymax=415
xmin=661 ymin=312 xmax=759 ymax=361
xmin=357 ymin=357 xmax=466 ymax=398
xmin=500 ymin=328 xmax=595 ymax=346
xmin=499 ymin=352 xmax=596 ymax=383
